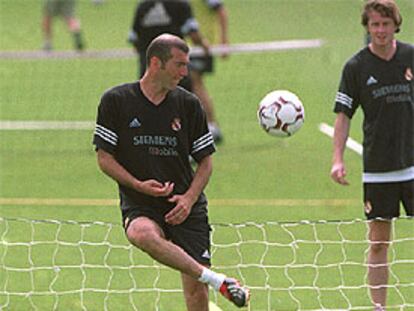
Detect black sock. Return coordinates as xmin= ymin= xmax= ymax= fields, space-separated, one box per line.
xmin=73 ymin=32 xmax=84 ymax=51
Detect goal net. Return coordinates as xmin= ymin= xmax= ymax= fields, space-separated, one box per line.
xmin=0 ymin=216 xmax=413 ymax=310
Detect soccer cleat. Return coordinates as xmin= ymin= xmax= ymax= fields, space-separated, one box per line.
xmin=219 ymin=278 xmax=250 ymax=308
xmin=73 ymin=32 xmax=85 ymax=51
xmin=43 ymin=42 xmax=52 ymax=51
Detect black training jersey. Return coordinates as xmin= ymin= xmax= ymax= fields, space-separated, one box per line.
xmin=93 ymin=82 xmax=215 ymax=209
xmin=132 ymin=0 xmax=198 ymax=53
xmin=334 ymin=41 xmax=414 ymax=173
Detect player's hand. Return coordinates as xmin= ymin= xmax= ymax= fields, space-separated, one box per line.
xmin=137 ymin=180 xmax=174 ymax=197
xmin=330 ymin=163 xmax=349 ymax=185
xmin=219 ymin=43 xmax=230 ymax=59
xmin=165 ymin=194 xmax=193 ymax=225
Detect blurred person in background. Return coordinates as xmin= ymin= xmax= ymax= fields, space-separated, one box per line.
xmin=189 ymin=0 xmax=229 ymax=143
xmin=128 ymin=0 xmax=209 ymax=92
xmin=330 ymin=1 xmax=413 ymax=310
xmin=42 ymin=0 xmax=85 ymax=51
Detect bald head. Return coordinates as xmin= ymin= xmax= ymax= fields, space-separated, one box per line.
xmin=146 ymin=34 xmax=190 ymax=67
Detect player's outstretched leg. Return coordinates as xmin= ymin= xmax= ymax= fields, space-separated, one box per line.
xmin=219 ymin=277 xmax=250 ymax=308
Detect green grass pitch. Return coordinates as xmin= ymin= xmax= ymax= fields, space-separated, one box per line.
xmin=0 ymin=0 xmax=413 ymax=310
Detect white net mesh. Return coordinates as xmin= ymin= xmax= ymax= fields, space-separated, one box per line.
xmin=0 ymin=217 xmax=413 ymax=310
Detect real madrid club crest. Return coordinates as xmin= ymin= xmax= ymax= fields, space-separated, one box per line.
xmin=405 ymin=67 xmax=413 ymax=81
xmin=171 ymin=118 xmax=181 ymax=131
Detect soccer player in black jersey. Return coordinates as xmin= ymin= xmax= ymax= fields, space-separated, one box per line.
xmin=128 ymin=0 xmax=209 ymax=89
xmin=93 ymin=34 xmax=249 ymax=310
xmin=330 ymin=1 xmax=413 ymax=309
xmin=189 ymin=0 xmax=230 ymax=143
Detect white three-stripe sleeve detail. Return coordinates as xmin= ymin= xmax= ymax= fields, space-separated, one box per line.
xmin=335 ymin=92 xmax=353 ymax=109
xmin=94 ymin=124 xmax=118 ymax=146
xmin=192 ymin=132 xmax=214 ymax=154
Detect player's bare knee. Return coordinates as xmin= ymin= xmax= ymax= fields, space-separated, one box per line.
xmin=127 ymin=222 xmax=158 ymax=248
xmin=67 ymin=18 xmax=81 ymax=32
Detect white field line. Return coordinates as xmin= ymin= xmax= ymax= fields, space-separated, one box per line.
xmin=0 ymin=197 xmax=359 ymax=207
xmin=318 ymin=122 xmax=363 ymax=156
xmin=0 ymin=39 xmax=324 ymax=60
xmin=191 ymin=39 xmax=324 ymax=56
xmin=0 ymin=120 xmax=94 ymax=130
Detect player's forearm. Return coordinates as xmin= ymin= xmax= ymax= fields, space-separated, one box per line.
xmin=332 ymin=113 xmax=351 ymax=164
xmin=185 ymin=156 xmax=213 ymax=204
xmin=97 ymin=149 xmax=141 ymax=191
xmin=189 ymin=32 xmax=210 ymax=53
xmin=216 ymin=6 xmax=229 ymax=44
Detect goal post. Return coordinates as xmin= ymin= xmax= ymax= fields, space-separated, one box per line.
xmin=0 ymin=216 xmax=413 ymax=310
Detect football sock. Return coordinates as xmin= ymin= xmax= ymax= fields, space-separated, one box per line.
xmin=73 ymin=32 xmax=84 ymax=51
xmin=198 ymin=268 xmax=225 ymax=291
xmin=43 ymin=41 xmax=52 ymax=51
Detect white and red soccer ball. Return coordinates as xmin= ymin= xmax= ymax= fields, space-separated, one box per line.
xmin=257 ymin=90 xmax=305 ymax=137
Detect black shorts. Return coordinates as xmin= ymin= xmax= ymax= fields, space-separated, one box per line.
xmin=121 ymin=200 xmax=211 ymax=266
xmin=44 ymin=0 xmax=75 ymax=18
xmin=363 ymin=179 xmax=414 ymax=219
xmin=189 ymin=55 xmax=214 ymax=74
